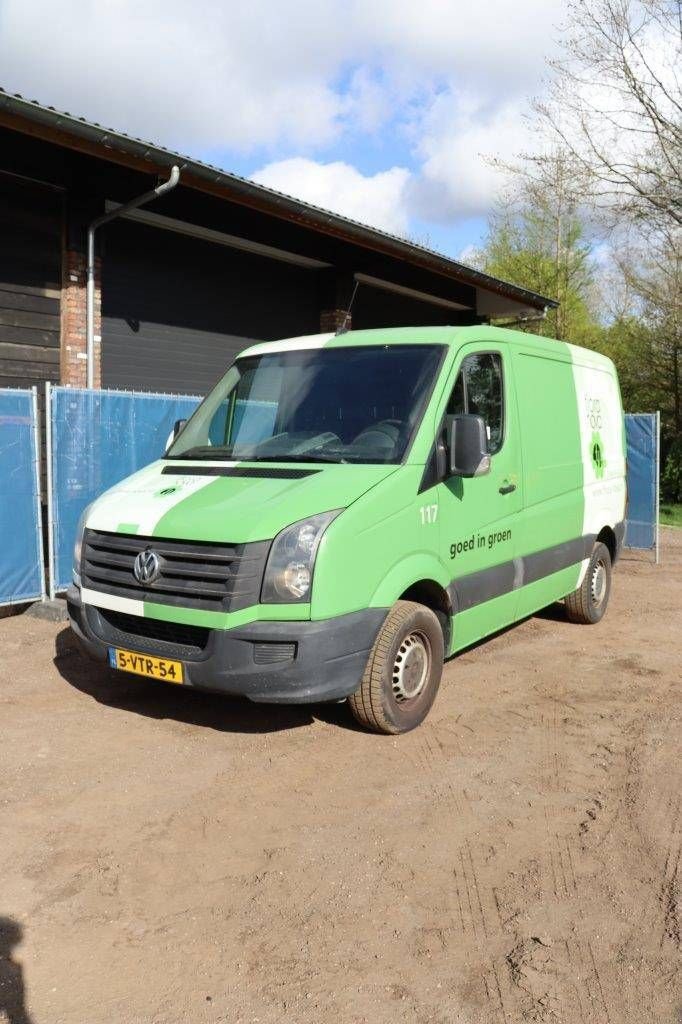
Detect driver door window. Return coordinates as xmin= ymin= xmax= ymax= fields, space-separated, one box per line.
xmin=447 ymin=352 xmax=504 ymax=454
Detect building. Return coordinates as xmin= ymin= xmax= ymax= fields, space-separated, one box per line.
xmin=0 ymin=88 xmax=556 ymax=398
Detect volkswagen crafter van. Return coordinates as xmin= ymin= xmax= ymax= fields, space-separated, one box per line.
xmin=67 ymin=326 xmax=626 ymax=734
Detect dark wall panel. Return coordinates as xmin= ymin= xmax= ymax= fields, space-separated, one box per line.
xmin=0 ymin=175 xmax=61 ymax=390
xmin=0 ymin=174 xmax=62 ymax=498
xmin=352 ymin=283 xmax=465 ymax=330
xmin=102 ymin=220 xmax=321 ymax=394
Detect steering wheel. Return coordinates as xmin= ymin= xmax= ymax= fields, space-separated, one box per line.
xmin=307 ymin=431 xmax=343 ymax=450
xmin=350 ymin=419 xmax=403 ymax=454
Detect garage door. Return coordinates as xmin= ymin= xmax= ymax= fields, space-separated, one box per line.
xmin=102 ymin=219 xmax=320 ymax=395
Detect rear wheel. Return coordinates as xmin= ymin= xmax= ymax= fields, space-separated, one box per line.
xmin=348 ymin=600 xmax=444 ymax=734
xmin=564 ymin=541 xmax=612 ymax=624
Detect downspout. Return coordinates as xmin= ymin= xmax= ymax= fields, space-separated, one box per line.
xmin=85 ymin=165 xmax=180 ymax=389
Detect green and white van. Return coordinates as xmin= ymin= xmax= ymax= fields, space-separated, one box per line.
xmin=67 ymin=326 xmax=626 ymax=733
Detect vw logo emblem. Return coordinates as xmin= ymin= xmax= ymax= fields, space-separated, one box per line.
xmin=133 ymin=548 xmax=160 ymax=584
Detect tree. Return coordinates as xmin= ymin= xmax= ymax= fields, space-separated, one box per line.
xmin=630 ymin=236 xmax=681 ymax=437
xmin=534 ymin=0 xmax=681 ymax=234
xmin=479 ymin=149 xmax=601 ymax=344
xmin=477 ymin=2 xmax=682 ymax=495
xmin=601 ymin=232 xmax=681 ymax=496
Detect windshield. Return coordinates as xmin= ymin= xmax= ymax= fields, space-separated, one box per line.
xmin=167 ymin=344 xmax=443 ymax=464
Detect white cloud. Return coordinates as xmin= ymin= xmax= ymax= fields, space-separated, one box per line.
xmin=457 ymin=243 xmax=483 ymax=267
xmin=348 ymin=0 xmax=564 ymax=94
xmin=0 ymin=0 xmax=349 ymax=151
xmin=252 ymin=158 xmax=411 ymax=235
xmin=0 ymin=0 xmax=568 ymax=231
xmin=407 ymin=92 xmax=527 ymax=221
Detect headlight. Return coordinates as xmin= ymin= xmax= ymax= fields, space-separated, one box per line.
xmin=261 ymin=510 xmax=341 ymax=604
xmin=73 ymin=504 xmax=92 ymax=579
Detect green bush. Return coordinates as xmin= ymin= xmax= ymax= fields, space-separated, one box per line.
xmin=661 ymin=438 xmax=682 ymax=503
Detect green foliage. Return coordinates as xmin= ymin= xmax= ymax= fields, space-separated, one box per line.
xmin=482 ymin=215 xmax=594 ymax=340
xmin=660 ymin=503 xmax=682 ymax=528
xmin=661 ymin=440 xmax=682 ymax=504
xmin=603 ymin=241 xmax=681 ymax=475
xmin=600 ymin=318 xmax=658 ymax=411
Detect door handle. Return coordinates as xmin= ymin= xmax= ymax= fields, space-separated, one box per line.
xmin=499 ymin=482 xmax=517 ymax=495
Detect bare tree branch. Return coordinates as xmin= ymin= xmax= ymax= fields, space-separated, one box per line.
xmin=533 ymin=0 xmax=682 ymax=231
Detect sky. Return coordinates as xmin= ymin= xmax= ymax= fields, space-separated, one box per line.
xmin=0 ymin=0 xmax=567 ymax=259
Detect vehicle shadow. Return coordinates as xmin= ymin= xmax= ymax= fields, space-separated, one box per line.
xmin=53 ymin=627 xmax=363 ymax=735
xmin=532 ymin=602 xmax=568 ymax=622
xmin=0 ymin=916 xmax=34 ymax=1024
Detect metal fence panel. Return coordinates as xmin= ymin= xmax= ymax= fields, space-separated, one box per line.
xmin=624 ymin=412 xmax=659 ymax=554
xmin=49 ymin=386 xmax=200 ymax=594
xmin=0 ymin=388 xmax=45 ymax=605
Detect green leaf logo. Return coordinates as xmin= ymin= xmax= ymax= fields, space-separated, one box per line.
xmin=590 ymin=432 xmax=606 ymax=479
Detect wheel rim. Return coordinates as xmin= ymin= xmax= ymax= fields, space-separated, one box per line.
xmin=590 ymin=559 xmax=607 ymax=607
xmin=392 ymin=631 xmax=430 ymax=703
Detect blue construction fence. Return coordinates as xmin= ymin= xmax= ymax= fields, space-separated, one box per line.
xmin=47 ymin=399 xmax=662 ymax=593
xmin=0 ymin=390 xmax=666 ymax=605
xmin=624 ymin=412 xmax=660 ymax=555
xmin=48 ymin=385 xmax=201 ymax=594
xmin=0 ymin=388 xmax=45 ymax=606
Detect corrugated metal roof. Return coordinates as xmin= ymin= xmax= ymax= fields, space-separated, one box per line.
xmin=0 ymin=87 xmax=557 ymax=312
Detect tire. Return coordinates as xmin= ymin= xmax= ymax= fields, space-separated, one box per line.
xmin=348 ymin=600 xmax=445 ymax=734
xmin=564 ymin=541 xmax=612 ymax=624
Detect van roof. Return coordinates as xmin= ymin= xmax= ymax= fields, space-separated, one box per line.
xmin=241 ymin=326 xmax=615 ymax=369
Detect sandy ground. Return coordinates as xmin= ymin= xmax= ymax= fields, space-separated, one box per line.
xmin=1 ymin=531 xmax=680 ymax=1024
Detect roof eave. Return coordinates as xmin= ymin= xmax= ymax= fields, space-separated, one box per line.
xmin=0 ymin=89 xmax=558 ymax=312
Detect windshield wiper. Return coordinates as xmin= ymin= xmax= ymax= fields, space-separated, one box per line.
xmin=166 ymin=447 xmax=348 ymax=464
xmin=245 ymin=453 xmax=347 ymax=464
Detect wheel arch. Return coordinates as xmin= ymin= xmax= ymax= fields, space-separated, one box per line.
xmin=596 ymin=524 xmax=617 ymax=563
xmin=399 ymin=579 xmax=453 ymax=652
xmin=369 ymin=554 xmax=452 ymax=649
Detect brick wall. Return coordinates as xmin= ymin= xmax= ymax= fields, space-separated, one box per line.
xmin=60 ymin=249 xmax=101 ymax=387
xmin=320 ymin=308 xmax=351 ymax=333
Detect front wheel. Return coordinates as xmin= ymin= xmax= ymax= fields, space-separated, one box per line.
xmin=564 ymin=541 xmax=612 ymax=624
xmin=348 ymin=600 xmax=444 ymax=734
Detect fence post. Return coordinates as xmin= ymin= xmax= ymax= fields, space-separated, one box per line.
xmin=655 ymin=410 xmax=660 ymax=565
xmin=45 ymin=381 xmax=55 ymax=600
xmin=31 ymin=386 xmax=47 ymax=601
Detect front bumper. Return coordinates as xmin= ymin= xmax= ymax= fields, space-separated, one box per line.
xmin=66 ymin=586 xmax=387 ymax=704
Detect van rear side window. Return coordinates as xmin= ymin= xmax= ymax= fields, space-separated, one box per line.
xmin=447 ymin=352 xmax=504 ymax=453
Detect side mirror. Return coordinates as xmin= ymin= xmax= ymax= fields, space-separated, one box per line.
xmin=165 ymin=418 xmax=187 ymax=454
xmin=448 ymin=414 xmax=491 ymax=477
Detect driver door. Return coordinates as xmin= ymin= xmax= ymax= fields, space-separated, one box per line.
xmin=437 ymin=344 xmax=522 ymax=651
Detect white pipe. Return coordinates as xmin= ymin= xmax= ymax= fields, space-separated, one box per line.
xmin=85 ymin=166 xmax=180 ymax=389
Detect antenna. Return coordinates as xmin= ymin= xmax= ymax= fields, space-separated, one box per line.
xmin=336 ymin=279 xmax=360 ymax=335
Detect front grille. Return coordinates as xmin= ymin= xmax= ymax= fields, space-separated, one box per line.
xmin=89 ymin=606 xmax=209 ymax=660
xmin=81 ymin=529 xmax=270 ymax=612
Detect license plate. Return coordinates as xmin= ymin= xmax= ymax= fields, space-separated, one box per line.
xmin=108 ymin=647 xmax=184 ymax=684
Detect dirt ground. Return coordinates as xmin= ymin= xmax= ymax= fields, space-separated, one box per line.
xmin=1 ymin=532 xmax=680 ymax=1024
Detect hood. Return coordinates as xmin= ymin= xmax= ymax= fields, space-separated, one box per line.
xmin=86 ymin=459 xmax=398 ymax=543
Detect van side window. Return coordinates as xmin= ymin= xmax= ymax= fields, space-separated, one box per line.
xmin=446 ymin=353 xmax=504 ymax=454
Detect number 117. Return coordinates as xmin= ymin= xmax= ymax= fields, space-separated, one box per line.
xmin=419 ymin=504 xmax=438 ymax=525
